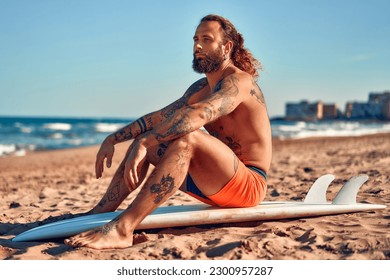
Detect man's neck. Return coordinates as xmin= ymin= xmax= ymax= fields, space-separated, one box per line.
xmin=205 ymin=60 xmax=233 ymax=91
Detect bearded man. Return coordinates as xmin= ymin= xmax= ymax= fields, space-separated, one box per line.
xmin=65 ymin=14 xmax=272 ymax=249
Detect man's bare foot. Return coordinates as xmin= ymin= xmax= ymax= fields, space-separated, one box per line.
xmin=64 ymin=218 xmax=147 ymax=249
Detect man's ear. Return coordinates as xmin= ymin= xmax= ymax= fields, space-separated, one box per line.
xmin=224 ymin=41 xmax=233 ymax=56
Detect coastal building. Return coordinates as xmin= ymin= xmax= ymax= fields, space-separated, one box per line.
xmin=285 ymin=100 xmax=323 ymax=121
xmin=322 ymin=103 xmax=339 ymax=119
xmin=345 ymin=91 xmax=390 ymax=120
xmin=285 ymin=100 xmax=339 ymax=121
xmin=285 ymin=90 xmax=390 ymax=121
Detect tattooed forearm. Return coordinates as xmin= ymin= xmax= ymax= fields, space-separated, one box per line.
xmin=114 ymin=129 xmax=132 ymax=143
xmin=160 ymin=100 xmax=186 ymax=120
xmin=150 ymin=174 xmax=175 ymax=204
xmin=154 ymin=114 xmax=193 ymax=142
xmin=136 ymin=118 xmax=147 ymax=134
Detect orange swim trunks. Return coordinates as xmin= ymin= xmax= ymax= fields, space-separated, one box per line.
xmin=185 ymin=161 xmax=267 ymax=208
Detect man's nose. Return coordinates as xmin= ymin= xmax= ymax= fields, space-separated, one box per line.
xmin=194 ymin=43 xmax=202 ymax=50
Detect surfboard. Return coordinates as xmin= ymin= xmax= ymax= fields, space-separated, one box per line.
xmin=12 ymin=174 xmax=386 ymax=242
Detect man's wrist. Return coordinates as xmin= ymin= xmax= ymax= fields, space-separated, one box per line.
xmin=105 ymin=134 xmax=116 ymax=145
xmin=138 ymin=131 xmax=158 ymax=147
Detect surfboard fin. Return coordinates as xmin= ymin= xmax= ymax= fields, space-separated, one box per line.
xmin=304 ymin=174 xmax=335 ymax=204
xmin=332 ymin=174 xmax=369 ymax=205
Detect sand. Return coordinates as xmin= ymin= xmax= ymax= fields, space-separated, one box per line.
xmin=0 ymin=133 xmax=389 ymax=260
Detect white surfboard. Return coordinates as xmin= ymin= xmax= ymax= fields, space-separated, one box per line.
xmin=12 ymin=174 xmax=386 ymax=242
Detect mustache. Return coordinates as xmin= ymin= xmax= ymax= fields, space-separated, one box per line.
xmin=194 ymin=50 xmax=206 ymax=56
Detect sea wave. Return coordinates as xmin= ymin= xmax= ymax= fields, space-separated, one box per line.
xmin=43 ymin=123 xmax=72 ymax=131
xmin=1 ymin=116 xmax=389 ymax=157
xmin=95 ymin=123 xmax=125 ymax=133
xmin=271 ymin=121 xmax=390 ymax=139
xmin=0 ymin=144 xmax=28 ymax=157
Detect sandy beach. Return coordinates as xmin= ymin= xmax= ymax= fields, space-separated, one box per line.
xmin=0 ymin=133 xmax=389 ymax=260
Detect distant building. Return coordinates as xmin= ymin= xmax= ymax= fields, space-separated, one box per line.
xmin=285 ymin=100 xmax=340 ymax=121
xmin=285 ymin=100 xmax=323 ymax=121
xmin=345 ymin=91 xmax=390 ymax=120
xmin=322 ymin=103 xmax=339 ymax=119
xmin=285 ymin=90 xmax=390 ymax=121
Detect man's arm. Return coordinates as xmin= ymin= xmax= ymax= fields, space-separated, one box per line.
xmin=105 ymin=78 xmax=209 ymax=145
xmin=95 ymin=78 xmax=208 ymax=178
xmin=142 ymin=74 xmax=245 ymax=146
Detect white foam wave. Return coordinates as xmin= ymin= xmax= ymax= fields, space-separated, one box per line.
xmin=43 ymin=123 xmax=72 ymax=131
xmin=0 ymin=144 xmax=16 ymax=156
xmin=272 ymin=121 xmax=390 ymax=139
xmin=49 ymin=133 xmax=63 ymax=139
xmin=95 ymin=123 xmax=124 ymax=133
xmin=0 ymin=144 xmax=27 ymax=157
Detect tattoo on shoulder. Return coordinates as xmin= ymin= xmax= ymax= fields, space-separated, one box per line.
xmin=184 ymin=78 xmax=208 ymax=98
xmin=213 ymin=75 xmax=240 ymax=115
xmin=250 ymin=79 xmax=266 ymax=105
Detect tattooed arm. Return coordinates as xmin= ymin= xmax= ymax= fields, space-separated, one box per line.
xmin=95 ymin=78 xmax=208 ymax=178
xmin=104 ymin=78 xmax=208 ymax=145
xmin=143 ymin=74 xmax=244 ymax=146
xmin=123 ymin=74 xmax=246 ymax=187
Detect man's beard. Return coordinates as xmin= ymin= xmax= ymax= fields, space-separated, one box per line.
xmin=192 ymin=48 xmax=224 ymax=74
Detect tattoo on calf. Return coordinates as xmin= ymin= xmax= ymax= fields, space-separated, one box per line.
xmin=150 ymin=174 xmax=175 ymax=204
xmin=98 ymin=198 xmax=107 ymax=208
xmin=157 ymin=143 xmax=168 ymax=158
xmin=108 ymin=183 xmax=121 ymax=201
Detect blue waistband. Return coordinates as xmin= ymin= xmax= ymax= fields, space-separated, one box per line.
xmin=246 ymin=165 xmax=267 ymax=180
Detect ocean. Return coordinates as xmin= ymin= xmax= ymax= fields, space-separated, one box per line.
xmin=1 ymin=116 xmax=389 ymax=157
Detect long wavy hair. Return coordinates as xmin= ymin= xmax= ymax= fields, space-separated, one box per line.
xmin=200 ymin=14 xmax=262 ymax=79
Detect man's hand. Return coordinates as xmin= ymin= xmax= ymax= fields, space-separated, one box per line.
xmin=124 ymin=137 xmax=148 ymax=190
xmin=95 ymin=137 xmax=115 ymax=179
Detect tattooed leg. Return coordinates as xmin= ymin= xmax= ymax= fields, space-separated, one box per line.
xmin=65 ymin=135 xmax=192 ymax=249
xmin=89 ymin=147 xmax=150 ymax=215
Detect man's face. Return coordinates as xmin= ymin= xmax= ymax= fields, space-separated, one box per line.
xmin=192 ymin=21 xmax=225 ymax=74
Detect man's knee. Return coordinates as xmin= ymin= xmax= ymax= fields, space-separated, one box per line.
xmin=169 ymin=131 xmax=199 ymax=151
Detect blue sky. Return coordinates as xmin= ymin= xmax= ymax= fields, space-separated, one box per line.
xmin=1 ymin=0 xmax=389 ymax=118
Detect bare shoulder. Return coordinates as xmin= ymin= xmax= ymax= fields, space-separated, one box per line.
xmin=248 ymin=77 xmax=266 ymax=105
xmin=184 ymin=77 xmax=209 ymax=98
xmin=215 ymin=71 xmax=253 ymax=96
xmin=222 ymin=71 xmax=266 ymax=106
